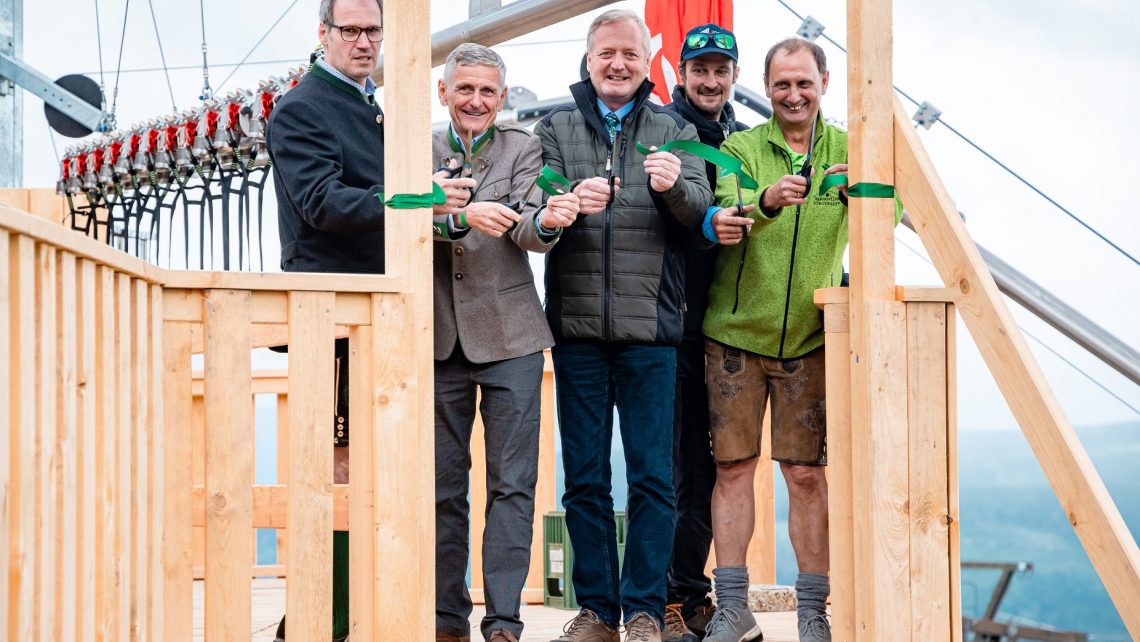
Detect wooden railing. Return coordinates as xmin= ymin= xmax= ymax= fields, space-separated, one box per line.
xmin=1 ymin=198 xmax=436 ymax=639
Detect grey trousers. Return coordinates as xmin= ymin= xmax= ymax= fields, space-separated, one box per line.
xmin=435 ymin=347 xmax=544 ymax=639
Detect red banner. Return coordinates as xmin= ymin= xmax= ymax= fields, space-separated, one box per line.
xmin=645 ymin=0 xmax=734 ymax=104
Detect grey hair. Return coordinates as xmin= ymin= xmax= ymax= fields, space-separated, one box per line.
xmin=320 ymin=0 xmax=384 ymax=25
xmin=442 ymin=43 xmax=507 ymax=88
xmin=586 ymin=9 xmax=651 ymax=57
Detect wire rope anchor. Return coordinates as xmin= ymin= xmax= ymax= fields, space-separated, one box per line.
xmin=912 ymin=101 xmax=943 ymax=130
xmin=796 ymin=16 xmax=825 ymax=41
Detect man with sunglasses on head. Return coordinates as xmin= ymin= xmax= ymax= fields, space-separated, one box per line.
xmin=265 ymin=0 xmax=384 ymax=639
xmin=660 ymin=24 xmax=748 ymax=642
xmin=536 ymin=9 xmax=711 ymax=642
xmin=430 ymin=42 xmax=580 ymax=642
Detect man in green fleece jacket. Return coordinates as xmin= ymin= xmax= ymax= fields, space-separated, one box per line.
xmin=697 ymin=38 xmax=851 ymax=642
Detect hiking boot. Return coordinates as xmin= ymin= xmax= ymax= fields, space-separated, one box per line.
xmin=623 ymin=612 xmax=662 ymax=642
xmin=487 ymin=630 xmax=519 ymax=642
xmin=436 ymin=631 xmax=471 ymax=642
xmin=798 ymin=613 xmax=831 ymax=642
xmin=550 ymin=609 xmax=620 ymax=642
xmin=686 ymin=604 xmax=716 ymax=638
xmin=702 ymin=605 xmax=762 ymax=642
xmin=662 ymin=604 xmax=698 ymax=642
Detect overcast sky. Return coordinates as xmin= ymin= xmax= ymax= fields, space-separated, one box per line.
xmin=17 ymin=0 xmax=1140 ymax=432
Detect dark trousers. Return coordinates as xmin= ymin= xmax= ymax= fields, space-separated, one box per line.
xmin=552 ymin=340 xmax=677 ymax=627
xmin=435 ymin=348 xmax=544 ymax=639
xmin=667 ymin=340 xmax=717 ymax=615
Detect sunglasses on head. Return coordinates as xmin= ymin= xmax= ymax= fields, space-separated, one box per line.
xmin=686 ymin=33 xmax=735 ymax=50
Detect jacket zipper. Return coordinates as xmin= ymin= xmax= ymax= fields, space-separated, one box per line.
xmin=777 ymin=148 xmax=800 ymax=360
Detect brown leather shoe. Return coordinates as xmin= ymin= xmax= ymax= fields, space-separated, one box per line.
xmin=550 ymin=608 xmax=620 ymax=642
xmin=487 ymin=631 xmax=519 ymax=642
xmin=624 ymin=612 xmax=662 ymax=642
xmin=436 ymin=631 xmax=471 ymax=642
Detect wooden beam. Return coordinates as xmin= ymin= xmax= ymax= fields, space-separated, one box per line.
xmin=893 ymin=96 xmax=1140 ymax=639
xmin=379 ymin=0 xmax=436 ymax=637
xmin=203 ymin=289 xmax=253 ymax=641
xmin=286 ymin=291 xmax=335 ymax=641
xmin=348 ymin=326 xmax=376 ymax=639
xmin=847 ymin=0 xmax=913 ymax=639
xmin=190 ymin=485 xmax=351 ymax=530
xmin=816 ymin=288 xmax=854 ymax=642
xmin=161 ymin=322 xmax=194 ymax=640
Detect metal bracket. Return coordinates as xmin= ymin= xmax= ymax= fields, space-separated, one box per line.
xmin=796 ymin=16 xmax=825 ymax=41
xmin=0 ymin=52 xmax=109 ymax=132
xmin=912 ymin=101 xmax=942 ymax=129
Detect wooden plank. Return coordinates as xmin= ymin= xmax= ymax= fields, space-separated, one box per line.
xmin=148 ymin=286 xmax=164 ymax=640
xmin=191 ymin=393 xmax=206 ymax=581
xmin=168 ymin=287 xmax=368 ymax=327
xmin=0 ymin=204 xmax=160 ymax=282
xmin=35 ymin=244 xmax=59 ymax=642
xmin=349 ymin=325 xmax=376 ymax=638
xmin=946 ymin=305 xmax=963 ymax=642
xmin=6 ymin=234 xmax=38 ymax=642
xmin=190 ymin=484 xmax=351 ymax=529
xmin=0 ymin=230 xmax=8 ymax=640
xmin=895 ymin=286 xmax=955 ymax=303
xmin=57 ymin=252 xmax=79 ymax=642
xmin=821 ymin=297 xmax=854 ymax=642
xmin=379 ymin=0 xmax=435 ymax=636
xmin=27 ymin=189 xmax=68 ymax=224
xmin=285 ymin=291 xmax=335 ymax=641
xmin=132 ymin=279 xmax=151 ymax=642
xmin=163 ymin=321 xmax=194 ymax=639
xmin=93 ymin=265 xmax=119 ymax=641
xmin=751 ymin=412 xmax=776 ymax=584
xmin=851 ymin=301 xmax=911 ymax=641
xmin=76 ymin=259 xmax=96 ymax=642
xmin=906 ymin=303 xmax=951 ymax=642
xmin=894 ymin=96 xmax=1140 ymax=639
xmin=276 ymin=394 xmax=290 ymax=568
xmin=161 ymin=270 xmax=402 ymax=294
xmin=372 ymin=292 xmax=434 ymax=639
xmin=203 ymin=289 xmax=253 ymax=641
xmin=847 ymin=0 xmax=910 ymax=637
xmin=116 ymin=274 xmax=133 ymax=641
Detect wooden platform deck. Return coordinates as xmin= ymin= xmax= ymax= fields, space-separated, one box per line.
xmin=193 ymin=579 xmax=800 ymax=641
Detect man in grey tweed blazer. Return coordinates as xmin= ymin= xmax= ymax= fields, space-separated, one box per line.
xmin=430 ymin=43 xmax=580 ymax=642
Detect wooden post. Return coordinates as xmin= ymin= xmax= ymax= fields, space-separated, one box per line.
xmin=847 ymin=0 xmax=912 ymax=639
xmin=815 ymin=288 xmax=854 ymax=642
xmin=377 ymin=0 xmax=434 ymax=635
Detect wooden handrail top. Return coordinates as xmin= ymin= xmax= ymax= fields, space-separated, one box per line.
xmin=1 ymin=203 xmax=401 ymax=294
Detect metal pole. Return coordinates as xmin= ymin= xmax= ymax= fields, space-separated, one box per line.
xmin=0 ymin=0 xmax=22 ymax=187
xmin=899 ymin=216 xmax=1140 ymax=387
xmin=370 ymin=0 xmax=621 ymax=86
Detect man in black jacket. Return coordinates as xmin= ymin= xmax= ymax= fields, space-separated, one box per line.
xmin=265 ymin=0 xmax=386 ymax=639
xmin=662 ymin=24 xmax=748 ymax=642
xmin=537 ymin=9 xmax=711 ymax=642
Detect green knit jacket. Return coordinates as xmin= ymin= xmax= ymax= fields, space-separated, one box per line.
xmin=702 ymin=115 xmax=851 ymax=359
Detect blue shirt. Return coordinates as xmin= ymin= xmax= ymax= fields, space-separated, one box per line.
xmin=314 ymin=56 xmax=378 ymax=101
xmin=596 ymin=98 xmax=635 ymax=130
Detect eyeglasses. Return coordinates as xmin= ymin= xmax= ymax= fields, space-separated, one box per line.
xmin=327 ymin=23 xmax=384 ymax=43
xmin=685 ymin=33 xmax=735 ymax=50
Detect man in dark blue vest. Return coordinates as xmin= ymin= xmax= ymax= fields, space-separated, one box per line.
xmin=265 ymin=0 xmax=386 ymax=639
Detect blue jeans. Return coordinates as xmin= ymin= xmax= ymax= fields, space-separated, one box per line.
xmin=552 ymin=341 xmax=677 ymax=627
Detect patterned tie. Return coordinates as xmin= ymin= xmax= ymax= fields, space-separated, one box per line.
xmin=604 ymin=112 xmax=620 ymax=142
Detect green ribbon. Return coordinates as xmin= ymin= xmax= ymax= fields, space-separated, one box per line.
xmin=534 ymin=164 xmax=571 ymax=196
xmin=376 ymin=182 xmax=446 ymax=209
xmin=848 ymin=182 xmax=895 ymax=198
xmin=817 ymin=163 xmax=895 ymax=198
xmin=635 ymin=140 xmax=759 ymax=190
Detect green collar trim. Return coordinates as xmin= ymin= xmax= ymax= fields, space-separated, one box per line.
xmin=308 ymin=62 xmax=373 ymax=105
xmin=767 ymin=110 xmax=827 ymax=156
xmin=447 ymin=124 xmax=495 ymax=155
